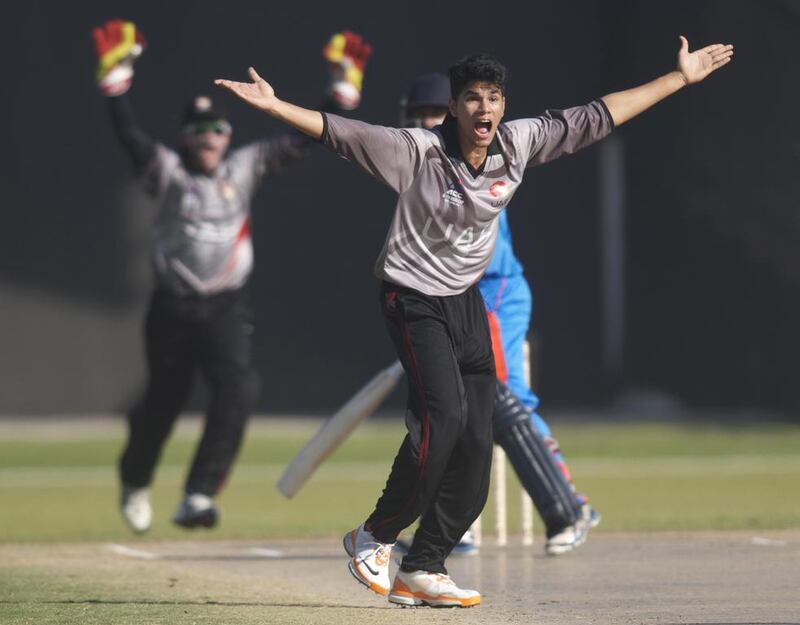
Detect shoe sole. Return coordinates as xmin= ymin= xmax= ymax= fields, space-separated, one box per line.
xmin=388 ymin=592 xmax=480 ymax=608
xmin=347 ymin=559 xmax=389 ymax=596
xmin=173 ymin=509 xmax=218 ymax=529
xmin=122 ymin=515 xmax=151 ymax=534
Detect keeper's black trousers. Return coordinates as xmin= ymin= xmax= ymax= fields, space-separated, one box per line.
xmin=366 ymin=281 xmax=495 ymax=574
xmin=119 ymin=287 xmax=259 ymax=497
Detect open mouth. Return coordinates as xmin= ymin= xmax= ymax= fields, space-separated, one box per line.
xmin=474 ymin=120 xmax=492 ymax=139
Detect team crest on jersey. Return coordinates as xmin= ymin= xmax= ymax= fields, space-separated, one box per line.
xmin=220 ymin=182 xmax=236 ymax=201
xmin=442 ymin=179 xmax=465 ymax=207
xmin=489 ymin=180 xmax=509 ymax=198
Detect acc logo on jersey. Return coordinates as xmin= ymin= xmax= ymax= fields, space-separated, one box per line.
xmin=489 ymin=180 xmax=510 ymax=198
xmin=442 ymin=180 xmax=465 ymax=207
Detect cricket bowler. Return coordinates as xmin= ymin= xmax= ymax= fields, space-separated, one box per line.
xmin=216 ymin=35 xmax=732 ymax=607
xmin=398 ymin=72 xmax=597 ymax=558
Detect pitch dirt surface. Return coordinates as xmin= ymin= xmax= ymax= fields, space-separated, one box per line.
xmin=2 ymin=531 xmax=798 ymax=624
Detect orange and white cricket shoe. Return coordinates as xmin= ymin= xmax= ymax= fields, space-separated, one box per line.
xmin=388 ymin=569 xmax=481 ymax=608
xmin=343 ymin=523 xmax=393 ymax=596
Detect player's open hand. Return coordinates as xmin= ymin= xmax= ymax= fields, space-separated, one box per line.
xmin=677 ymin=36 xmax=733 ymax=85
xmin=215 ymin=67 xmax=278 ymax=113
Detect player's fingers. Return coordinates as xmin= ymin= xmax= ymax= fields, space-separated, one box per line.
xmin=248 ymin=66 xmax=262 ymax=82
xmin=711 ymin=49 xmax=734 ymax=62
xmin=344 ymin=32 xmax=360 ymax=55
xmin=711 ymin=56 xmax=731 ymax=69
xmin=92 ymin=26 xmax=106 ymax=52
xmin=706 ymin=44 xmax=733 ymax=58
xmin=110 ymin=19 xmax=122 ymax=44
xmin=710 ymin=51 xmax=733 ymax=66
xmin=679 ymin=35 xmax=689 ymax=53
xmin=702 ymin=43 xmax=722 ymax=54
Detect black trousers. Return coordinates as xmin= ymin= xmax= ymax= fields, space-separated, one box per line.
xmin=366 ymin=282 xmax=496 ymax=574
xmin=119 ymin=287 xmax=259 ymax=496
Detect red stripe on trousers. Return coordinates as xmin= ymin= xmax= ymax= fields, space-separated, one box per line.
xmin=368 ymin=291 xmax=431 ymax=536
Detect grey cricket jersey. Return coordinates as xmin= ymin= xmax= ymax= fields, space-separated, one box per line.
xmin=141 ymin=136 xmax=304 ymax=295
xmin=322 ymin=101 xmax=613 ymax=296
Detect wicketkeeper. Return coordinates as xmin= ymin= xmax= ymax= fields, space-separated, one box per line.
xmin=93 ymin=20 xmax=371 ymax=533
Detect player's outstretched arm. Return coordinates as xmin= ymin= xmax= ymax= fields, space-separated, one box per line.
xmin=93 ymin=19 xmax=155 ymax=169
xmin=215 ymin=68 xmax=325 ymax=140
xmin=601 ymin=36 xmax=733 ymax=127
xmin=219 ymin=64 xmax=423 ymax=193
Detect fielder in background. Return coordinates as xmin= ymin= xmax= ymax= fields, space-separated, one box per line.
xmin=92 ymin=20 xmax=371 ymax=533
xmin=215 ymin=36 xmax=732 ymax=607
xmin=399 ymin=73 xmax=598 ymax=557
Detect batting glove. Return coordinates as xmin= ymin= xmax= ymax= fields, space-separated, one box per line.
xmin=92 ymin=19 xmax=146 ymax=97
xmin=323 ymin=31 xmax=373 ymax=110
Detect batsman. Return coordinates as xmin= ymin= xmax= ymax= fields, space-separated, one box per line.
xmin=92 ymin=20 xmax=372 ymax=533
xmin=216 ymin=35 xmax=732 ymax=607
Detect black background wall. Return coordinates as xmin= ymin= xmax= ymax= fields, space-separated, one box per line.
xmin=1 ymin=0 xmax=798 ymax=414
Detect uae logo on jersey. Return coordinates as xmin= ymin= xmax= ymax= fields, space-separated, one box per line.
xmin=489 ymin=180 xmax=509 ymax=198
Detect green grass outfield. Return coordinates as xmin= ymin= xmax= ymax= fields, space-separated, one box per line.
xmin=1 ymin=416 xmax=799 ymax=543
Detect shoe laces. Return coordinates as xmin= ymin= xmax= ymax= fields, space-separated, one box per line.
xmin=374 ymin=545 xmax=390 ymax=567
xmin=360 ymin=540 xmax=391 ymax=564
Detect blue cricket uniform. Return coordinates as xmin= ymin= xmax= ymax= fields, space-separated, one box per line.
xmin=478 ymin=209 xmax=553 ymax=440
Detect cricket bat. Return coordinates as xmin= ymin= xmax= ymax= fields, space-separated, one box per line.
xmin=276 ymin=360 xmax=404 ymax=499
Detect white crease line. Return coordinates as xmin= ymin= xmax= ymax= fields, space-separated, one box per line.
xmin=108 ymin=543 xmax=162 ymax=560
xmin=751 ymin=536 xmax=788 ymax=547
xmin=248 ymin=547 xmax=284 ymax=558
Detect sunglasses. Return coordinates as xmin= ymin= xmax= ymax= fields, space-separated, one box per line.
xmin=183 ymin=120 xmax=232 ymax=136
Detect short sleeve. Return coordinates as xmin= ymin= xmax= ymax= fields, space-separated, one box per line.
xmin=505 ymin=100 xmax=614 ymax=168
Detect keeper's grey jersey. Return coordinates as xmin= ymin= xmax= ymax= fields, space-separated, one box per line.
xmin=322 ymin=101 xmax=613 ymax=296
xmin=140 ymin=136 xmax=303 ymax=295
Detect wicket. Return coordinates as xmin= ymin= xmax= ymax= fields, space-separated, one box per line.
xmin=470 ymin=341 xmax=535 ymax=547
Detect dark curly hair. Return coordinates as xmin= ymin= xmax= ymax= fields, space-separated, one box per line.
xmin=448 ymin=54 xmax=507 ymax=99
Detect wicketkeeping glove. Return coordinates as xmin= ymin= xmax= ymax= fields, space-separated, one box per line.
xmin=323 ymin=31 xmax=372 ymax=110
xmin=92 ymin=19 xmax=146 ymax=97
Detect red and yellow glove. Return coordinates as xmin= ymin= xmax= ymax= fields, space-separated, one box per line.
xmin=323 ymin=31 xmax=372 ymax=110
xmin=92 ymin=19 xmax=146 ymax=97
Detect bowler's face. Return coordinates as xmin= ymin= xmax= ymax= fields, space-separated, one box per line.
xmin=449 ymin=81 xmax=505 ymax=149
